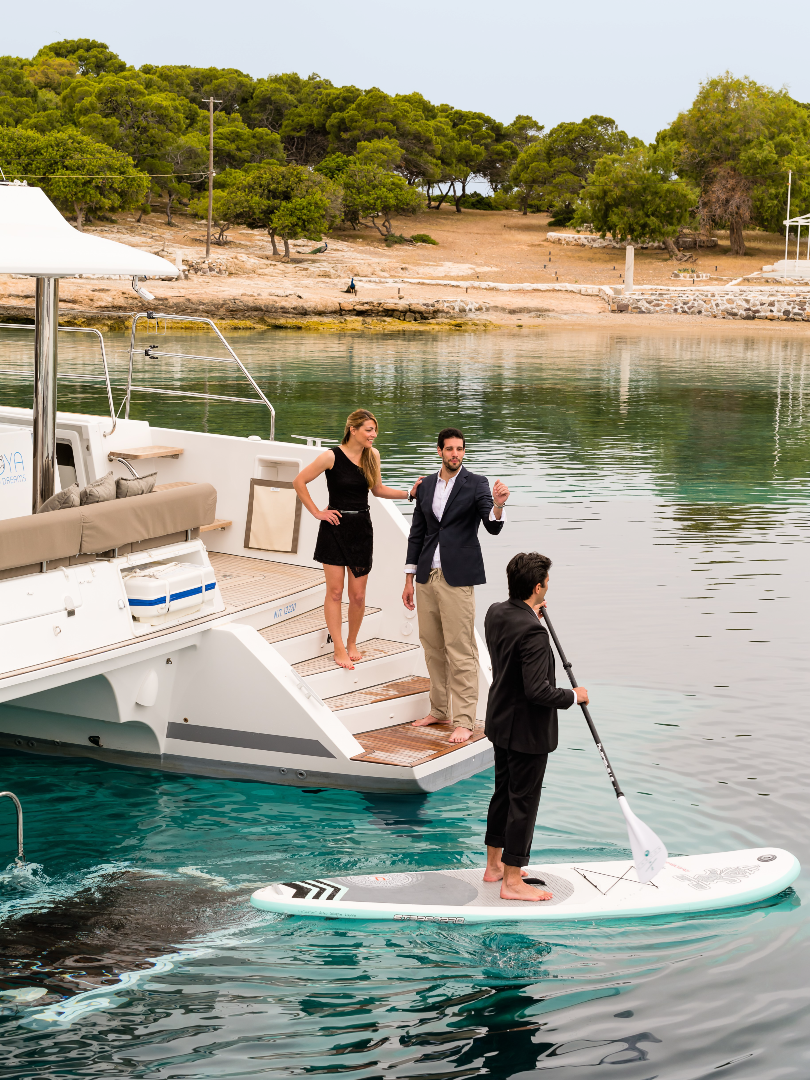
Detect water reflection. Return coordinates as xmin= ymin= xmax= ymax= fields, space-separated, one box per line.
xmin=0 ymin=328 xmax=809 ymax=1075
xmin=2 ymin=327 xmax=810 ymax=502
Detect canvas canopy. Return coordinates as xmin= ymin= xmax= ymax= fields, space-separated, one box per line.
xmin=0 ymin=183 xmax=179 ymax=279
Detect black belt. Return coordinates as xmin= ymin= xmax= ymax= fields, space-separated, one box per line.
xmin=329 ymin=506 xmax=369 ymax=514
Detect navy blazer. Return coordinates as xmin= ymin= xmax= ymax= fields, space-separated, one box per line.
xmin=484 ymin=598 xmax=575 ymax=755
xmin=405 ymin=466 xmax=504 ymax=586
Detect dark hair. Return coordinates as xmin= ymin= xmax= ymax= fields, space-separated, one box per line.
xmin=507 ymin=552 xmax=552 ymax=600
xmin=437 ymin=427 xmax=465 ymax=449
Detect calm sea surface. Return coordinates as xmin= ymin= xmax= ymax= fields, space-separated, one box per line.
xmin=0 ymin=327 xmax=809 ymax=1077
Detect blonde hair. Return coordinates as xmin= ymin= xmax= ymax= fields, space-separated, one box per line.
xmin=342 ymin=408 xmax=380 ymax=489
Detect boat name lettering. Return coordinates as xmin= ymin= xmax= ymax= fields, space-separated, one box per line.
xmin=394 ymin=914 xmax=466 ymax=924
xmin=0 ymin=452 xmax=27 ymax=486
xmin=273 ymin=602 xmax=297 ymax=620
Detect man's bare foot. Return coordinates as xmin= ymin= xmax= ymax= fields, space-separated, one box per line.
xmin=449 ymin=726 xmax=472 ymax=744
xmin=483 ymin=864 xmax=528 ymax=882
xmin=483 ymin=868 xmax=528 ymax=882
xmin=412 ymin=714 xmax=448 ymax=728
xmin=346 ymin=642 xmax=363 ymax=663
xmin=333 ymin=648 xmax=355 ymax=670
xmin=500 ymin=879 xmax=553 ymax=901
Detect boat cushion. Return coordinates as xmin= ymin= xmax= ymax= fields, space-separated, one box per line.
xmin=36 ymin=483 xmax=81 ymax=513
xmin=116 ymin=472 xmax=157 ymax=499
xmin=0 ymin=483 xmax=217 ymax=569
xmin=0 ymin=507 xmax=83 ymax=570
xmin=80 ymin=470 xmax=116 ymax=505
xmin=79 ymin=483 xmax=217 ymax=554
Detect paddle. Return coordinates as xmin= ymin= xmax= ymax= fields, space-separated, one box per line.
xmin=541 ymin=607 xmax=668 ymax=883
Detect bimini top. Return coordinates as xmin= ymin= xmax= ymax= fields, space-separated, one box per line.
xmin=0 ymin=183 xmax=179 ymax=278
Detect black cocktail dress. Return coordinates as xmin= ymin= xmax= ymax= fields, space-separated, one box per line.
xmin=313 ymin=445 xmax=373 ymax=578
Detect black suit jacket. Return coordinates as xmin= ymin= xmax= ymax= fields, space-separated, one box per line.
xmin=406 ymin=466 xmax=504 ymax=586
xmin=484 ymin=598 xmax=576 ymax=755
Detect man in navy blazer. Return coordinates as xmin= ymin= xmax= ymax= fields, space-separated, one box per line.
xmin=403 ymin=428 xmax=510 ymax=743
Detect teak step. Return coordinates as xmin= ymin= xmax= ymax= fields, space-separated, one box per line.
xmin=109 ymin=445 xmax=184 ymax=462
xmin=323 ymin=676 xmax=430 ymax=712
xmin=351 ymin=719 xmax=487 ymax=767
xmin=293 ymin=638 xmax=418 ymax=677
xmin=259 ymin=603 xmax=380 ymax=645
xmin=200 ymin=519 xmax=232 ymax=533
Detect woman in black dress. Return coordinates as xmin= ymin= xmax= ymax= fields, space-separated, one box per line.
xmin=294 ymin=409 xmax=421 ymax=670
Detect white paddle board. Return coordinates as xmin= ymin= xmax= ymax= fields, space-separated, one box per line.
xmin=251 ymin=848 xmax=800 ymax=923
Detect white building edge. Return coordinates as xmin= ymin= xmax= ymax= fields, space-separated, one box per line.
xmin=0 ymin=184 xmax=494 ymax=793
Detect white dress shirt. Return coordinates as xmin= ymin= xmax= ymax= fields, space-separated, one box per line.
xmin=404 ymin=470 xmax=506 ymax=574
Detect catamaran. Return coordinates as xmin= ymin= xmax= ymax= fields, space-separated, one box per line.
xmin=0 ymin=182 xmax=493 ymax=792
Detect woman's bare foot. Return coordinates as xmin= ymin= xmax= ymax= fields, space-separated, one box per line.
xmin=412 ymin=714 xmax=448 ymax=728
xmin=346 ymin=642 xmax=363 ymax=663
xmin=333 ymin=647 xmax=355 ymax=670
xmin=449 ymin=726 xmax=472 ymax=744
xmin=500 ymin=866 xmax=552 ymax=901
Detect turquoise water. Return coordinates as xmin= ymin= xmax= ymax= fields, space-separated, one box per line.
xmin=0 ymin=328 xmax=809 ymax=1076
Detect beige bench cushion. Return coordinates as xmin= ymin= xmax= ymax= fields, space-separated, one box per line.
xmin=79 ymin=483 xmax=217 ymax=554
xmin=0 ymin=507 xmax=83 ymax=571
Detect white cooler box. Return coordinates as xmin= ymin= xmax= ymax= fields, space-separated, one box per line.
xmin=122 ymin=562 xmax=216 ymax=621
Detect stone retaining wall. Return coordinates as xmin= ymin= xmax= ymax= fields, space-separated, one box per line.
xmin=615 ymin=288 xmax=810 ymax=320
xmin=0 ymin=296 xmax=489 ymax=326
xmin=547 ymin=232 xmax=665 ymax=250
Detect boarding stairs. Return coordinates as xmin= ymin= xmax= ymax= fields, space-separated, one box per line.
xmin=213 ymin=553 xmax=486 ymax=770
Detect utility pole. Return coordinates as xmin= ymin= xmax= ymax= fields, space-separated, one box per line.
xmin=202 ymin=97 xmax=222 ymax=261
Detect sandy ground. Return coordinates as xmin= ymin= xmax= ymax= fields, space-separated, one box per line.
xmin=0 ymin=201 xmax=805 ymax=334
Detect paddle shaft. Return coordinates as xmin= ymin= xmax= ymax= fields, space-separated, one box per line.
xmin=541 ymin=607 xmax=624 ymax=799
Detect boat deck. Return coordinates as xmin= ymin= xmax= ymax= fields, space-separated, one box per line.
xmin=209 ymin=552 xmax=324 ymax=613
xmin=351 ymin=719 xmax=488 ymax=767
xmin=0 ymin=553 xmax=325 ymax=682
xmin=258 ymin=603 xmax=380 ymax=644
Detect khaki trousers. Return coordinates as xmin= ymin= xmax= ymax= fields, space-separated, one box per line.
xmin=415 ymin=568 xmax=478 ymax=730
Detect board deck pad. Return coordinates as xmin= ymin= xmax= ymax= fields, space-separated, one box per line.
xmin=251 ymin=848 xmax=800 ymax=923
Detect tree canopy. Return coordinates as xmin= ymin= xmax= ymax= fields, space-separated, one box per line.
xmin=660 ymin=73 xmax=810 ymax=254
xmin=574 ymin=144 xmax=699 ymax=256
xmin=509 ymin=115 xmax=640 ymax=221
xmin=0 ymin=126 xmax=148 ymax=228
xmin=3 ymin=38 xmax=802 ymax=260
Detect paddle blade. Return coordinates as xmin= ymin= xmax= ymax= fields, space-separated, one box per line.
xmin=617 ymin=795 xmax=668 ymax=883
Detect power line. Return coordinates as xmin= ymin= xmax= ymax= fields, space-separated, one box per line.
xmin=3 ymin=172 xmax=207 ymax=178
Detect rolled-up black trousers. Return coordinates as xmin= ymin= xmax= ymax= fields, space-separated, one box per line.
xmin=484 ymin=745 xmax=548 ymax=867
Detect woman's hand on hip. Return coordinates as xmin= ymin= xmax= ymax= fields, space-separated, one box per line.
xmin=316 ymin=507 xmax=342 ymax=525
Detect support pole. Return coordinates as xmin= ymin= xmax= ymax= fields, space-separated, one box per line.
xmin=206 ymin=97 xmax=214 ymax=261
xmin=784 ymin=170 xmax=792 ymax=279
xmin=202 ymin=97 xmax=222 ymax=262
xmin=32 ymin=276 xmax=58 ymax=512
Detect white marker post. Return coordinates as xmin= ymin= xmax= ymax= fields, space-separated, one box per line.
xmin=624 ymin=242 xmax=634 ymax=293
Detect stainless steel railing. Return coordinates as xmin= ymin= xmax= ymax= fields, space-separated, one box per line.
xmin=124 ymin=312 xmax=275 ymax=439
xmin=0 ymin=791 xmax=24 ymax=865
xmin=0 ymin=324 xmax=117 ymax=437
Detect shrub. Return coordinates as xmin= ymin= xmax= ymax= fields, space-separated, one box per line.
xmin=411 ymin=233 xmax=437 ymax=244
xmin=454 ymin=192 xmax=498 ymax=210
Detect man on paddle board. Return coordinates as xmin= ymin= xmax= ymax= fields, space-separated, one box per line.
xmin=483 ymin=552 xmax=588 ymax=902
xmin=402 ymin=427 xmax=509 ymax=743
